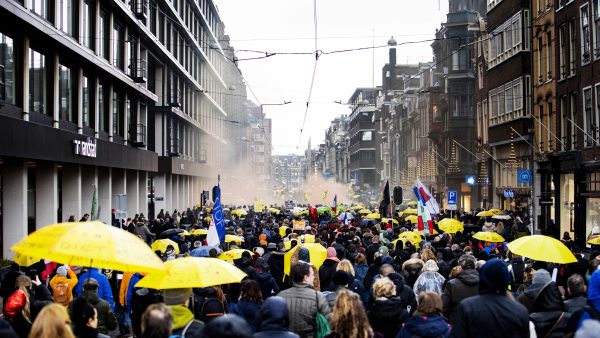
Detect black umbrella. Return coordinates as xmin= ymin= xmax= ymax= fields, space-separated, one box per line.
xmin=157 ymin=228 xmax=185 ymax=239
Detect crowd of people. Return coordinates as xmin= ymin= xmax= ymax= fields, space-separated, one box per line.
xmin=1 ymin=204 xmax=600 ymax=338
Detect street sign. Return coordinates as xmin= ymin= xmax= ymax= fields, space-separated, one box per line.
xmin=448 ymin=190 xmax=457 ymax=210
xmin=465 ymin=175 xmax=476 ymax=186
xmin=518 ymin=169 xmax=531 ymax=184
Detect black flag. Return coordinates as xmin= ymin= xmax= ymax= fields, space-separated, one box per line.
xmin=379 ymin=180 xmax=391 ymax=217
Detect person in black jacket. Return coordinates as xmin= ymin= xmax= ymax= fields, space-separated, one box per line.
xmin=235 ymin=251 xmax=257 ymax=280
xmin=268 ymin=243 xmax=289 ymax=291
xmin=368 ymin=277 xmax=409 ymax=338
xmin=387 ymin=272 xmax=418 ymax=315
xmin=529 ymin=279 xmax=571 ymax=337
xmin=450 ymin=258 xmax=529 ymax=338
xmin=255 ymin=258 xmax=280 ymax=299
xmin=319 ymin=248 xmax=340 ymax=292
xmin=254 ymin=296 xmax=299 ymax=338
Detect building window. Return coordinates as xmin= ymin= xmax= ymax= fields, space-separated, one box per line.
xmin=560 ymin=95 xmax=568 ymax=150
xmin=537 ymin=36 xmax=544 ymax=83
xmin=546 ymin=31 xmax=553 ymax=78
xmin=113 ymin=22 xmax=124 ymax=69
xmin=82 ymin=76 xmax=91 ymax=127
xmin=547 ymin=98 xmax=553 ymax=151
xmin=584 ymin=87 xmax=595 ymax=146
xmin=570 ymin=92 xmax=577 ymax=149
xmin=595 ymin=83 xmax=600 ymax=145
xmin=99 ymin=11 xmax=109 ymax=60
xmin=0 ymin=33 xmax=16 ymax=105
xmin=99 ymin=83 xmax=109 ymax=132
xmin=29 ymin=48 xmax=47 ymax=114
xmin=82 ymin=0 xmax=93 ymax=49
xmin=582 ymin=4 xmax=592 ymax=64
xmin=113 ymin=89 xmax=123 ymax=137
xmin=595 ymin=0 xmax=600 ymax=58
xmin=570 ymin=20 xmax=577 ymax=75
xmin=31 ymin=0 xmax=49 ymax=19
xmin=361 ymin=131 xmax=372 ymax=141
xmin=58 ymin=64 xmax=75 ymax=123
xmin=57 ymin=0 xmax=73 ymax=36
xmin=559 ymin=25 xmax=567 ymax=79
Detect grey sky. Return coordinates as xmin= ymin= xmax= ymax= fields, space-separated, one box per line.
xmin=214 ymin=0 xmax=447 ymax=155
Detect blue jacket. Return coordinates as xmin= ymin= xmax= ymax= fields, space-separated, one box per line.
xmin=126 ymin=273 xmax=143 ymax=315
xmin=230 ymin=300 xmax=262 ymax=332
xmin=254 ymin=297 xmax=299 ymax=338
xmin=397 ymin=315 xmax=451 ymax=338
xmin=75 ymin=268 xmax=115 ymax=310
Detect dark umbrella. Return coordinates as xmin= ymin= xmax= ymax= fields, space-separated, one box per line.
xmin=157 ymin=228 xmax=185 ymax=239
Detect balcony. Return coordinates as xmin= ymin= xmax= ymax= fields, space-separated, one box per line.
xmin=169 ymin=88 xmax=181 ymax=108
xmin=130 ymin=59 xmax=147 ymax=83
xmin=129 ymin=124 xmax=146 ymax=147
xmin=132 ymin=0 xmax=148 ymax=23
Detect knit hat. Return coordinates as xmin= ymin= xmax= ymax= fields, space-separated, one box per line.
xmin=84 ymin=278 xmax=99 ymax=286
xmin=56 ymin=266 xmax=68 ymax=277
xmin=378 ymin=246 xmax=389 ymax=256
xmin=532 ymin=269 xmax=551 ymax=286
xmin=479 ymin=258 xmax=509 ymax=295
xmin=326 ymin=247 xmax=340 ymax=262
xmin=163 ymin=288 xmax=193 ymax=305
xmin=332 ymin=271 xmax=352 ymax=286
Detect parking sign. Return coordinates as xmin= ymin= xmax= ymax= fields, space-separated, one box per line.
xmin=448 ymin=191 xmax=457 ymax=211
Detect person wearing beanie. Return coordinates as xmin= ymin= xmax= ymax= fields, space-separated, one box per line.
xmin=68 ymin=278 xmax=117 ymax=335
xmin=442 ymin=254 xmax=479 ymax=324
xmin=517 ymin=268 xmax=552 ymax=313
xmin=319 ymin=247 xmax=340 ymax=292
xmin=49 ymin=265 xmax=78 ymax=306
xmin=324 ymin=270 xmax=355 ymax=309
xmin=450 ymin=258 xmax=529 ymax=338
xmin=163 ymin=288 xmax=204 ymax=337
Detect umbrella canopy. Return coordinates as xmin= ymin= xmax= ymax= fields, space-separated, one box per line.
xmin=489 ymin=209 xmax=504 ymax=215
xmin=13 ymin=253 xmax=41 ymax=267
xmin=11 ymin=221 xmax=165 ymax=273
xmin=476 ymin=210 xmax=495 ymax=217
xmin=473 ymin=231 xmax=505 ymax=243
xmin=438 ymin=219 xmax=464 ymax=233
xmin=407 ymin=201 xmax=418 ymax=207
xmin=588 ymin=235 xmax=600 ymax=245
xmin=284 ymin=243 xmax=327 ymax=275
xmin=350 ymin=205 xmax=365 ymax=211
xmin=381 ymin=218 xmax=399 ymax=225
xmin=393 ymin=231 xmax=422 ymax=247
xmin=151 ymin=239 xmax=180 ymax=254
xmin=358 ymin=209 xmax=371 ymax=215
xmin=302 ymin=234 xmax=316 ymax=243
xmin=189 ymin=246 xmax=222 ymax=257
xmin=232 ymin=209 xmax=248 ymax=217
xmin=279 ymin=226 xmax=289 ymax=237
xmin=190 ymin=229 xmax=208 ymax=236
xmin=507 ymin=235 xmax=577 ymax=264
xmin=337 ymin=211 xmax=355 ymax=222
xmin=366 ymin=213 xmax=381 ymax=220
xmin=317 ymin=206 xmax=332 ymax=214
xmin=403 ymin=208 xmax=418 ymax=215
xmin=405 ymin=215 xmax=418 ymax=223
xmin=269 ymin=208 xmax=281 ymax=214
xmin=360 ymin=218 xmax=378 ymax=226
xmin=492 ymin=214 xmax=512 ymax=220
xmin=157 ymin=228 xmax=189 ymax=239
xmin=224 ymin=235 xmax=245 ymax=243
xmin=218 ymin=249 xmax=253 ymax=261
xmin=136 ymin=257 xmax=246 ymax=289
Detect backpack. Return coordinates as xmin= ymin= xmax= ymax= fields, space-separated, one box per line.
xmin=194 ymin=296 xmax=225 ymax=323
xmin=53 ymin=281 xmax=70 ymax=305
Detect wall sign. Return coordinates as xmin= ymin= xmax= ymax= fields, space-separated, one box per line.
xmin=73 ymin=138 xmax=97 ymax=158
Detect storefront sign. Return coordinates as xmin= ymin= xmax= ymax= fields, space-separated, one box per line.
xmin=503 ymin=190 xmax=515 ymax=198
xmin=73 ymin=138 xmax=97 ymax=158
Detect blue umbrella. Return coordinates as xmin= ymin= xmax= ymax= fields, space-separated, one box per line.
xmin=190 ymin=246 xmax=222 ymax=257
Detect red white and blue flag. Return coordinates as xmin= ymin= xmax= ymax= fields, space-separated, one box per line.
xmin=415 ymin=178 xmax=439 ymax=215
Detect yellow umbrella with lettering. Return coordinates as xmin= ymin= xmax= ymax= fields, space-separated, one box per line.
xmin=225 ymin=235 xmax=245 ymax=243
xmin=284 ymin=243 xmax=327 ymax=275
xmin=151 ymin=239 xmax=180 ymax=254
xmin=11 ymin=221 xmax=165 ymax=273
xmin=218 ymin=249 xmax=253 ymax=261
xmin=190 ymin=229 xmax=208 ymax=236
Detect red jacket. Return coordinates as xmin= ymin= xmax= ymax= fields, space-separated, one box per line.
xmin=4 ymin=289 xmax=27 ymax=319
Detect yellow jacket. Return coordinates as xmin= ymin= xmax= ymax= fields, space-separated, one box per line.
xmin=119 ymin=272 xmax=134 ymax=306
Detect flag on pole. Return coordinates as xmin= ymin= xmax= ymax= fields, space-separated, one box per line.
xmin=332 ymin=194 xmax=337 ymax=213
xmin=379 ymin=180 xmax=391 ymax=217
xmin=416 ymin=200 xmax=425 ymax=231
xmin=207 ymin=216 xmax=220 ymax=247
xmin=212 ymin=182 xmax=226 ymax=243
xmin=415 ymin=178 xmax=439 ymax=215
xmin=90 ymin=184 xmax=98 ymax=221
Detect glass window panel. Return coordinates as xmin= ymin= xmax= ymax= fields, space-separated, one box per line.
xmin=0 ymin=33 xmax=16 ymax=104
xmin=29 ymin=49 xmax=46 ymax=114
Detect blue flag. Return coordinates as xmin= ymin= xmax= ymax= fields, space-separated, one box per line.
xmin=213 ymin=183 xmax=226 ymax=242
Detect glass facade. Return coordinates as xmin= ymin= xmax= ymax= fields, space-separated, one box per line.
xmin=29 ymin=48 xmax=46 ymax=114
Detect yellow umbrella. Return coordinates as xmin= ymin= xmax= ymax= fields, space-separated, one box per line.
xmin=587 ymin=235 xmax=600 ymax=245
xmin=232 ymin=209 xmax=248 ymax=217
xmin=190 ymin=229 xmax=208 ymax=236
xmin=473 ymin=231 xmax=505 ymax=243
xmin=13 ymin=253 xmax=41 ymax=267
xmin=279 ymin=226 xmax=289 ymax=237
xmin=407 ymin=201 xmax=418 ymax=207
xmin=218 ymin=249 xmax=253 ymax=261
xmin=382 ymin=218 xmax=399 ymax=225
xmin=476 ymin=210 xmax=494 ymax=217
xmin=405 ymin=215 xmax=418 ymax=223
xmin=303 ymin=234 xmax=316 ymax=243
xmin=136 ymin=257 xmax=246 ymax=289
xmin=358 ymin=209 xmax=371 ymax=215
xmin=269 ymin=208 xmax=281 ymax=214
xmin=225 ymin=235 xmax=245 ymax=243
xmin=151 ymin=239 xmax=180 ymax=254
xmin=507 ymin=235 xmax=577 ymax=264
xmin=489 ymin=209 xmax=504 ymax=215
xmin=438 ymin=219 xmax=464 ymax=233
xmin=350 ymin=204 xmax=365 ymax=211
xmin=11 ymin=221 xmax=165 ymax=273
xmin=284 ymin=243 xmax=327 ymax=275
xmin=392 ymin=232 xmax=422 ymax=248
xmin=366 ymin=213 xmax=381 ymax=220
xmin=403 ymin=208 xmax=418 ymax=215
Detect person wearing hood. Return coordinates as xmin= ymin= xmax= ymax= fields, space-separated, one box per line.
xmin=235 ymin=250 xmax=257 ymax=280
xmin=397 ymin=292 xmax=451 ymax=338
xmin=69 ymin=278 xmax=117 ymax=335
xmin=319 ymin=247 xmax=340 ymax=292
xmin=413 ymin=260 xmax=445 ymax=297
xmin=437 ymin=248 xmax=456 ymax=279
xmin=401 ymin=258 xmax=425 ymax=289
xmin=441 ymin=253 xmax=478 ymax=324
xmin=230 ymin=279 xmax=264 ymax=333
xmin=254 ymin=296 xmax=299 ymax=338
xmin=202 ymin=314 xmax=253 ymax=338
xmin=255 ymin=257 xmax=280 ymax=299
xmin=517 ymin=268 xmax=552 ymax=313
xmin=387 ymin=273 xmax=418 ymax=315
xmin=75 ymin=268 xmax=115 ymax=310
xmin=528 ymin=275 xmax=571 ymax=337
xmin=450 ymin=258 xmax=529 ymax=338
xmin=268 ymin=242 xmax=289 ymax=290
xmin=367 ymin=277 xmax=409 ymax=338
xmin=163 ymin=288 xmax=204 ymax=337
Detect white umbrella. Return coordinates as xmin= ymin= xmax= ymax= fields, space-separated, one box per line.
xmin=337 ymin=211 xmax=355 ymax=221
xmin=492 ymin=214 xmax=512 ymax=220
